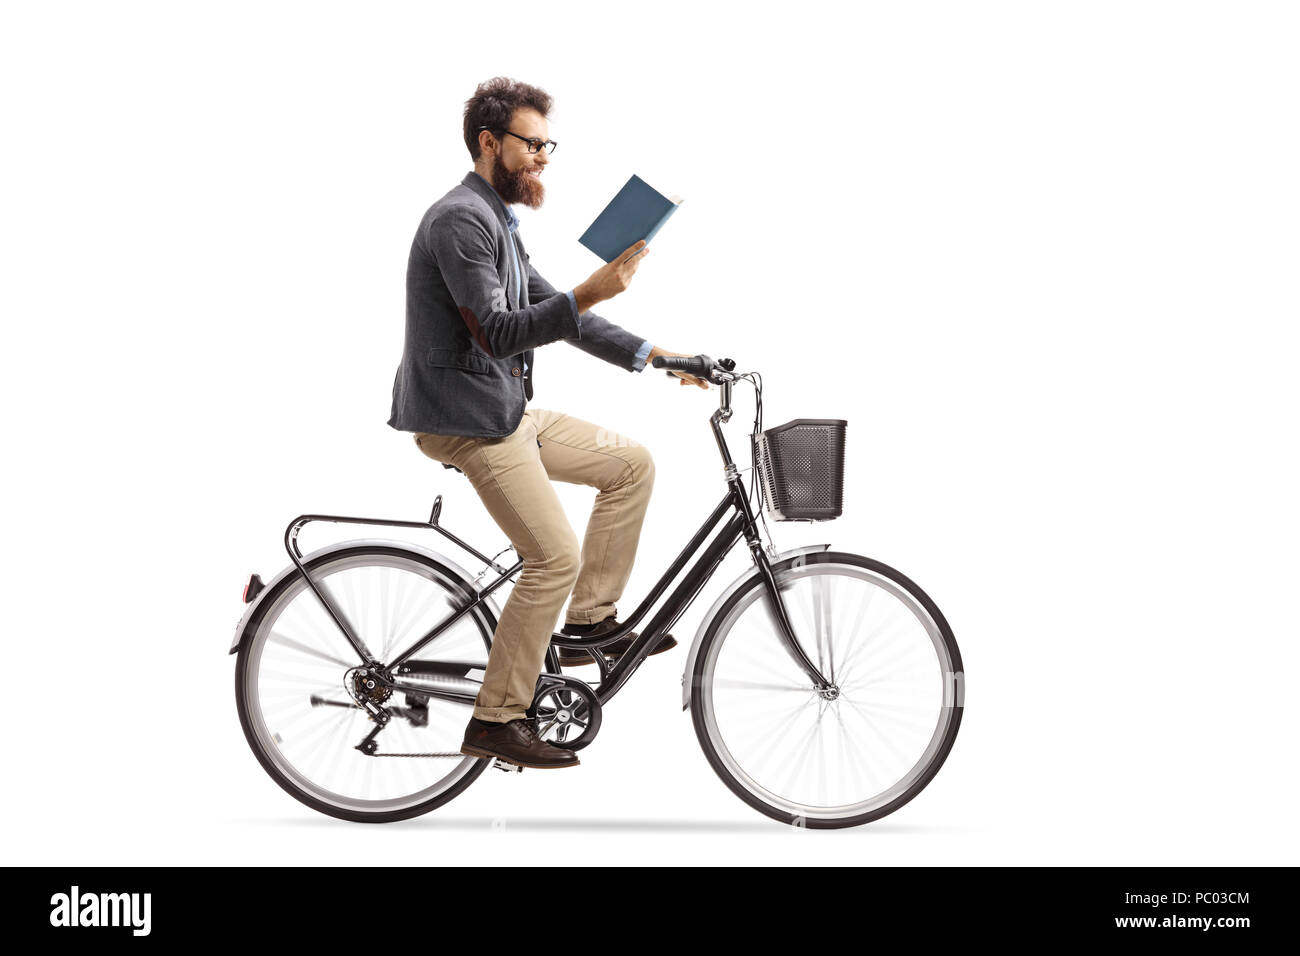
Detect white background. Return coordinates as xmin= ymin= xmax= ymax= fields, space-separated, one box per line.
xmin=2 ymin=0 xmax=1296 ymax=865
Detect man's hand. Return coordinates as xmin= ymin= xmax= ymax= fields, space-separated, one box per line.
xmin=574 ymin=240 xmax=649 ymax=314
xmin=647 ymin=346 xmax=710 ymax=389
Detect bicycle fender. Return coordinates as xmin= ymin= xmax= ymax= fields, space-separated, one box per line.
xmin=228 ymin=538 xmax=502 ymax=655
xmin=680 ymin=544 xmax=830 ymax=710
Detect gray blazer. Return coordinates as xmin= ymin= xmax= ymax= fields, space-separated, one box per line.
xmin=388 ymin=171 xmax=649 ymax=438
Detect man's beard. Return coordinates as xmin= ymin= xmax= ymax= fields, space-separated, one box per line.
xmin=490 ymin=151 xmax=545 ymax=209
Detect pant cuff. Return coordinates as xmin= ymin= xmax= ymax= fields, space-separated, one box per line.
xmin=565 ymin=606 xmax=616 ymax=626
xmin=473 ymin=706 xmax=526 ymax=722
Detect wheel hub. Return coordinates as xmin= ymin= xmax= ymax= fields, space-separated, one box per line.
xmin=350 ymin=665 xmax=394 ymax=705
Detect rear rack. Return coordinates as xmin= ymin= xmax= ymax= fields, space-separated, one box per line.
xmin=285 ymin=494 xmax=517 ymax=575
xmin=283 ymin=495 xmax=524 ymax=667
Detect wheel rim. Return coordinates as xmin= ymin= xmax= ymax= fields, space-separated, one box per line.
xmin=241 ymin=551 xmax=492 ymax=815
xmin=698 ymin=562 xmax=959 ymax=821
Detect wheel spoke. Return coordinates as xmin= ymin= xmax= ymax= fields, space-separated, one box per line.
xmin=726 ymin=693 xmax=819 ymax=781
xmin=266 ymin=630 xmax=354 ymax=668
xmin=778 ymin=713 xmax=824 ymax=797
xmin=290 ymin=591 xmax=356 ymax=669
xmin=379 ymin=565 xmax=393 ymax=656
xmin=258 ymin=669 xmax=338 ymax=690
xmin=838 ymin=696 xmax=923 ymax=770
xmin=712 ymin=678 xmax=812 ymax=693
xmin=833 ymin=583 xmax=879 ymax=678
xmin=832 ymin=704 xmax=881 ymax=795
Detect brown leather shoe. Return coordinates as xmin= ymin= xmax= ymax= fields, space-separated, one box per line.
xmin=555 ymin=615 xmax=678 ymax=667
xmin=460 ymin=716 xmax=580 ymax=769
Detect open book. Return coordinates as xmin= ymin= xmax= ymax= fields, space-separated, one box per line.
xmin=578 ymin=174 xmax=684 ymax=262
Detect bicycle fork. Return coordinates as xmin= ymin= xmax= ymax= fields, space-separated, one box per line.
xmin=725 ymin=463 xmax=833 ymax=692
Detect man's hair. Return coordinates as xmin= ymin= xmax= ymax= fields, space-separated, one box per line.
xmin=463 ymin=77 xmax=553 ymax=160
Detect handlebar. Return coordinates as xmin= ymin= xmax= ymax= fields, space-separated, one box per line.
xmin=651 ymin=354 xmax=736 ymax=384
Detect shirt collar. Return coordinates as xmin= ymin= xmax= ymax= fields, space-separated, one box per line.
xmin=463 ymin=170 xmax=519 ymax=233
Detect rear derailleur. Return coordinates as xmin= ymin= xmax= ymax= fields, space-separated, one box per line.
xmin=344 ymin=665 xmax=429 ymax=755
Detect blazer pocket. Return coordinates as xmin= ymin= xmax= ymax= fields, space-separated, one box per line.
xmin=427 ymin=347 xmax=490 ymax=375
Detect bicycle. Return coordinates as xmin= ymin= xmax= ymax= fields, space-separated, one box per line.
xmin=228 ymin=354 xmax=965 ymax=828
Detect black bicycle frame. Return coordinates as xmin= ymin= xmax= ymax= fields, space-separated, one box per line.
xmin=285 ymin=392 xmax=832 ymax=711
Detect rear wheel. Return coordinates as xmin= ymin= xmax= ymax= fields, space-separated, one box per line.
xmin=690 ymin=551 xmax=964 ymax=828
xmin=234 ymin=546 xmax=495 ymax=823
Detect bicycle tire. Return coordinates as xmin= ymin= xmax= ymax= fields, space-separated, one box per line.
xmin=689 ymin=550 xmax=964 ymax=829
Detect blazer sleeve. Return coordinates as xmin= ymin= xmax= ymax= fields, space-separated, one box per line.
xmin=427 ymin=204 xmax=581 ymax=358
xmin=526 ymin=258 xmax=649 ymax=372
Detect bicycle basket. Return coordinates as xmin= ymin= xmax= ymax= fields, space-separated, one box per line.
xmin=754 ymin=418 xmax=847 ymax=521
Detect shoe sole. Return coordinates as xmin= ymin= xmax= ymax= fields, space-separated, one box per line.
xmin=556 ymin=637 xmax=679 ymax=667
xmin=459 ymin=745 xmax=581 ymax=769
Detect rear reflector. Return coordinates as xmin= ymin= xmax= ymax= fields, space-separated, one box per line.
xmin=243 ymin=573 xmax=265 ymax=604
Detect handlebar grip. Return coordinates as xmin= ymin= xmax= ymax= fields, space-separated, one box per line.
xmin=651 ymin=353 xmax=715 ymax=378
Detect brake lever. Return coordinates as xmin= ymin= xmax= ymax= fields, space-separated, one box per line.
xmin=664 ymin=369 xmax=732 ymax=384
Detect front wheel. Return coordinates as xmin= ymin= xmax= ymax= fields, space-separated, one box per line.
xmin=689 ymin=551 xmax=964 ymax=828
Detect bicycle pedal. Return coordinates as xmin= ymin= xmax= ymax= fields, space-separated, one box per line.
xmin=490 ymin=758 xmax=523 ymax=774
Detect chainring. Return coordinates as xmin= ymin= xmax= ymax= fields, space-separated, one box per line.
xmin=529 ymin=675 xmax=602 ymax=751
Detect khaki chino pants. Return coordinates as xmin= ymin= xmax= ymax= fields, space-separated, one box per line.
xmin=414 ymin=408 xmax=655 ymax=722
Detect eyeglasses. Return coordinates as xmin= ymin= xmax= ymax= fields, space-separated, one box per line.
xmin=478 ymin=126 xmax=557 ymax=155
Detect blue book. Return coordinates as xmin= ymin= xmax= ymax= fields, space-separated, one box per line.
xmin=578 ymin=174 xmax=684 ymax=262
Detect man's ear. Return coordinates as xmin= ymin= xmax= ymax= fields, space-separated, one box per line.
xmin=478 ymin=128 xmax=498 ymax=157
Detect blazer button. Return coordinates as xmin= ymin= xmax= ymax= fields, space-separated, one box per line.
xmin=511 ymin=367 xmax=522 ymax=377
